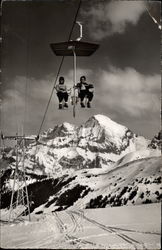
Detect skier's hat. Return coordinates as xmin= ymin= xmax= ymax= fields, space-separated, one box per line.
xmin=59 ymin=76 xmax=64 ymax=81
xmin=80 ymin=76 xmax=86 ymax=81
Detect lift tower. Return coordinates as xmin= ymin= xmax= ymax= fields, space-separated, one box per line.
xmin=1 ymin=133 xmax=31 ymax=222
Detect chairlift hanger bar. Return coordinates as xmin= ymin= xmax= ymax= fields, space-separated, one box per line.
xmin=1 ymin=133 xmax=36 ymax=141
xmin=50 ymin=40 xmax=99 ymax=57
xmin=50 ymin=21 xmax=99 ymax=57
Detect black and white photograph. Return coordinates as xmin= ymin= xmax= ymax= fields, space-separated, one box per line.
xmin=0 ymin=0 xmax=161 ymax=249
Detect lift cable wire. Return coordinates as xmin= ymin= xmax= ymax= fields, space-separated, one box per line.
xmin=145 ymin=3 xmax=161 ymax=30
xmin=37 ymin=0 xmax=82 ymax=137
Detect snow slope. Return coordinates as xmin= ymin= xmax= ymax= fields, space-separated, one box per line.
xmin=114 ymin=148 xmax=160 ymax=168
xmin=1 ymin=156 xmax=159 ymax=214
xmin=1 ymin=203 xmax=161 ymax=249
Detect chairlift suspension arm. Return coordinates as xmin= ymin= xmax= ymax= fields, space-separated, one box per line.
xmin=1 ymin=133 xmax=38 ymax=141
xmin=1 ymin=135 xmax=24 ymax=140
xmin=76 ymin=21 xmax=83 ymax=41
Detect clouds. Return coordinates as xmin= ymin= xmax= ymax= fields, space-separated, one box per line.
xmin=1 ymin=0 xmax=160 ymax=140
xmin=82 ymin=0 xmax=146 ymax=40
xmin=1 ymin=70 xmax=93 ymax=134
xmin=1 ymin=66 xmax=160 ymax=137
xmin=1 ymin=76 xmax=57 ymax=134
xmin=95 ymin=67 xmax=160 ymax=117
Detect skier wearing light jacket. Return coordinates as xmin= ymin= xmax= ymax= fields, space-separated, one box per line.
xmin=56 ymin=76 xmax=69 ymax=109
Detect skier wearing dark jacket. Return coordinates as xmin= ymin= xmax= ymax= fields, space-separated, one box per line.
xmin=75 ymin=76 xmax=94 ymax=108
xmin=56 ymin=76 xmax=68 ymax=109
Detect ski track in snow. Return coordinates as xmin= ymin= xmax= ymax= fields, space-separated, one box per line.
xmin=52 ymin=211 xmax=105 ymax=249
xmin=1 ymin=204 xmax=160 ymax=249
xmin=71 ymin=210 xmax=147 ymax=250
xmin=65 ymin=210 xmax=82 ymax=233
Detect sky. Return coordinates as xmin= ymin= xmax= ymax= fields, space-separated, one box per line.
xmin=0 ymin=0 xmax=161 ymax=139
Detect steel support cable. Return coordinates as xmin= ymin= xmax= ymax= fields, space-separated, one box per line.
xmin=0 ymin=100 xmax=3 ymax=149
xmin=37 ymin=56 xmax=65 ymax=137
xmin=37 ymin=0 xmax=82 ymax=137
xmin=145 ymin=3 xmax=161 ymax=30
xmin=144 ymin=4 xmax=161 ymax=119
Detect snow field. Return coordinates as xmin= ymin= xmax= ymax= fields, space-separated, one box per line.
xmin=1 ymin=203 xmax=161 ymax=249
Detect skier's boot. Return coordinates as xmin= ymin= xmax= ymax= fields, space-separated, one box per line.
xmin=64 ymin=102 xmax=68 ymax=108
xmin=87 ymin=101 xmax=91 ymax=108
xmin=81 ymin=102 xmax=85 ymax=108
xmin=59 ymin=103 xmax=63 ymax=109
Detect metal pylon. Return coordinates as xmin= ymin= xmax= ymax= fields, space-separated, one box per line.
xmin=5 ymin=135 xmax=31 ymax=222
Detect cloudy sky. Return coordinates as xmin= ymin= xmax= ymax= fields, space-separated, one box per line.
xmin=0 ymin=0 xmax=161 ymax=139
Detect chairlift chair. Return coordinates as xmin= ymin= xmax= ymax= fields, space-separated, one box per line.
xmin=50 ymin=22 xmax=99 ymax=117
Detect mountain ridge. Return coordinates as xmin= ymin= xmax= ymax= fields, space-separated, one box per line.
xmin=1 ymin=114 xmax=160 ymax=176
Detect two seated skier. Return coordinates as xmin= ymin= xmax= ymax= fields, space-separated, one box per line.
xmin=55 ymin=75 xmax=94 ymax=109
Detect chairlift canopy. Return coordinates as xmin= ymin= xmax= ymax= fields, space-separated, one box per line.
xmin=50 ymin=40 xmax=99 ymax=56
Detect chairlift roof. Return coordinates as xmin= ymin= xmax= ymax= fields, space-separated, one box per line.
xmin=50 ymin=40 xmax=99 ymax=56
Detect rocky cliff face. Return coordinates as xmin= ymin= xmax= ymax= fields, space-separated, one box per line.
xmin=1 ymin=114 xmax=159 ymax=177
xmin=148 ymin=131 xmax=161 ymax=150
xmin=22 ymin=114 xmax=143 ymax=176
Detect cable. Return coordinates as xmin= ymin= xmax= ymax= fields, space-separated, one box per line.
xmin=37 ymin=56 xmax=65 ymax=136
xmin=37 ymin=0 xmax=82 ymax=136
xmin=67 ymin=0 xmax=82 ymax=42
xmin=145 ymin=3 xmax=161 ymax=30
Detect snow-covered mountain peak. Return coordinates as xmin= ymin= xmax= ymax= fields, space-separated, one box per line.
xmin=66 ymin=147 xmax=79 ymax=159
xmin=55 ymin=122 xmax=76 ymax=136
xmin=40 ymin=122 xmax=76 ymax=141
xmin=61 ymin=122 xmax=76 ymax=132
xmin=75 ymin=115 xmax=136 ymax=160
xmin=78 ymin=114 xmax=134 ymax=146
xmin=93 ymin=114 xmax=128 ymax=137
xmin=6 ymin=114 xmax=159 ymax=177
